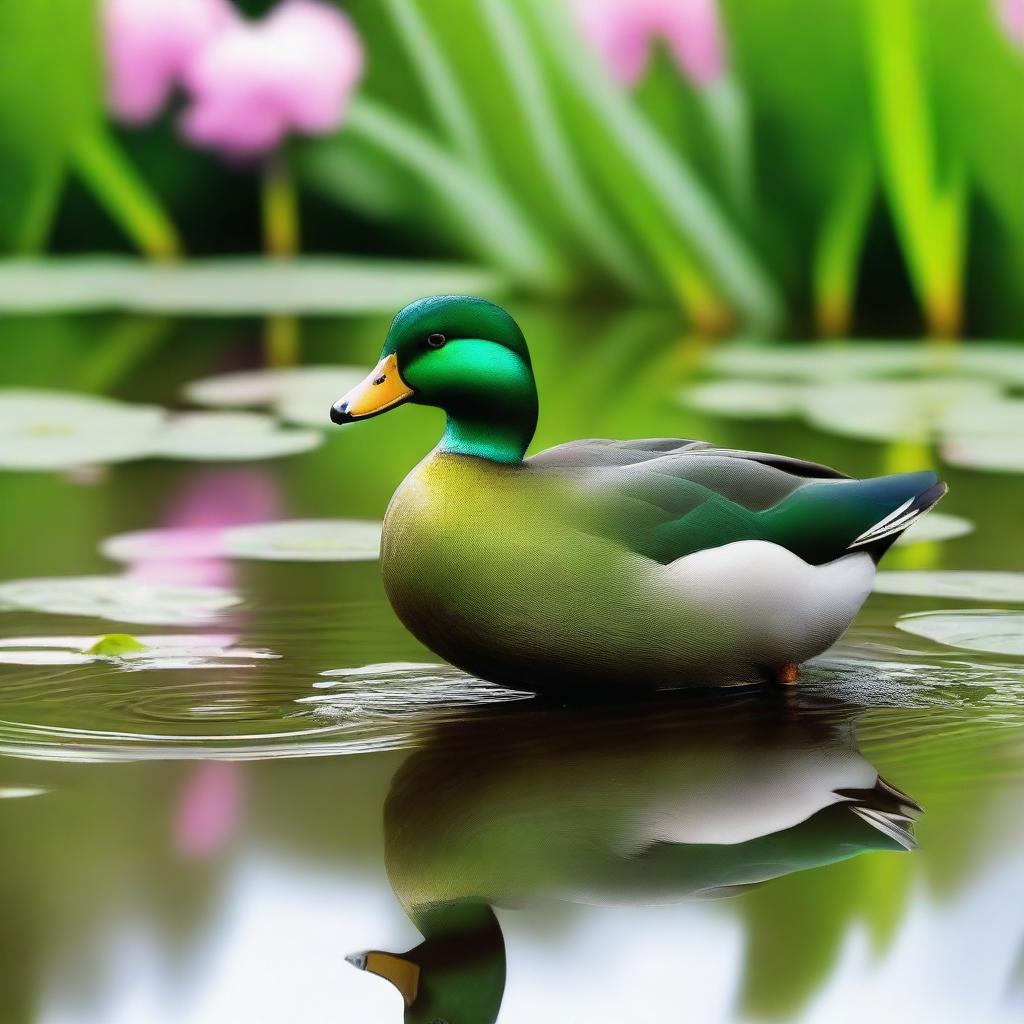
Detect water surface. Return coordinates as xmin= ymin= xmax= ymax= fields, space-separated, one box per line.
xmin=1 ymin=315 xmax=1022 ymax=1023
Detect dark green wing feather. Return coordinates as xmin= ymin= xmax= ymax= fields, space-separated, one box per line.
xmin=529 ymin=439 xmax=945 ymax=565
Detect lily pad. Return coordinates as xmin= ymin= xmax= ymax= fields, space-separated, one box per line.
xmin=892 ymin=512 xmax=974 ymax=546
xmin=708 ymin=342 xmax=1024 ymax=383
xmin=100 ymin=527 xmax=225 ymax=564
xmin=0 ymin=633 xmax=277 ymax=668
xmin=0 ymin=389 xmax=164 ymax=470
xmin=679 ymin=380 xmax=805 ymax=419
xmin=873 ymin=571 xmax=1024 ymax=602
xmin=153 ymin=412 xmax=322 ymax=461
xmin=0 ymin=576 xmax=241 ymax=625
xmin=0 ymin=257 xmax=504 ymax=314
xmin=222 ymin=519 xmax=382 ymax=561
xmin=896 ymin=610 xmax=1024 ymax=656
xmin=183 ymin=366 xmax=367 ymax=428
xmin=803 ymin=379 xmax=999 ymax=443
xmin=941 ymin=437 xmax=1024 ymax=474
xmin=0 ymin=391 xmax=323 ymax=471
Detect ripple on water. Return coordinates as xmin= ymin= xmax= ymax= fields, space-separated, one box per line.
xmin=0 ymin=606 xmax=1023 ymax=765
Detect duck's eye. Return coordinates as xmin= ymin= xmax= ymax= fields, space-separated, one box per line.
xmin=426 ymin=333 xmax=447 ymax=349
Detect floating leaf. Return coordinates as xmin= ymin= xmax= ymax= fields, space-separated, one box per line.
xmin=892 ymin=512 xmax=973 ymax=547
xmin=183 ymin=365 xmax=367 ymax=428
xmin=0 ymin=389 xmax=164 ymax=470
xmin=707 ymin=342 xmax=1024 ymax=382
xmin=803 ymin=379 xmax=998 ymax=442
xmin=0 ymin=257 xmax=505 ymax=314
xmin=874 ymin=571 xmax=1024 ymax=602
xmin=100 ymin=527 xmax=225 ymax=564
xmin=938 ymin=398 xmax=1024 ymax=437
xmin=222 ymin=520 xmax=382 ymax=562
xmin=941 ymin=437 xmax=1024 ymax=474
xmin=153 ymin=412 xmax=322 ymax=461
xmin=680 ymin=380 xmax=805 ymax=419
xmin=0 ymin=391 xmax=323 ymax=470
xmin=896 ymin=610 xmax=1024 ymax=656
xmin=0 ymin=633 xmax=277 ymax=668
xmin=0 ymin=577 xmax=241 ymax=625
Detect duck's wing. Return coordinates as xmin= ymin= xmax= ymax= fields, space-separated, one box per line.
xmin=528 ymin=439 xmax=945 ymax=566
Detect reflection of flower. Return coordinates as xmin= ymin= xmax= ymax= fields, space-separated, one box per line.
xmin=103 ymin=517 xmax=382 ymax=567
xmin=175 ymin=761 xmax=244 ymax=858
xmin=572 ymin=0 xmax=726 ymax=87
xmin=182 ymin=0 xmax=365 ymax=157
xmin=103 ymin=0 xmax=236 ymax=123
xmin=997 ymin=0 xmax=1024 ymax=47
xmin=125 ymin=468 xmax=280 ymax=587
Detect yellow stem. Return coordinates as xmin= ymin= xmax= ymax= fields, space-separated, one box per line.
xmin=261 ymin=153 xmax=300 ymax=366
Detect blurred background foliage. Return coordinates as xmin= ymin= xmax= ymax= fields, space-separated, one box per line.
xmin=0 ymin=0 xmax=1022 ymax=339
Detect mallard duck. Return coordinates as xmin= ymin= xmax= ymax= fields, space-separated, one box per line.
xmin=346 ymin=694 xmax=921 ymax=1021
xmin=331 ymin=296 xmax=946 ymax=691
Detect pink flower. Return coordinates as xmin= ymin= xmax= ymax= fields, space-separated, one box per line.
xmin=997 ymin=0 xmax=1024 ymax=48
xmin=103 ymin=0 xmax=237 ymax=123
xmin=573 ymin=0 xmax=726 ymax=88
xmin=181 ymin=0 xmax=365 ymax=157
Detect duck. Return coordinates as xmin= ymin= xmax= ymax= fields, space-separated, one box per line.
xmin=330 ymin=295 xmax=947 ymax=692
xmin=345 ymin=692 xmax=922 ymax=1022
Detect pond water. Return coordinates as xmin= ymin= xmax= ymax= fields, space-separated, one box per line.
xmin=1 ymin=312 xmax=1022 ymax=1024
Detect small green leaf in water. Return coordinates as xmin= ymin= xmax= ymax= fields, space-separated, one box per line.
xmin=86 ymin=633 xmax=148 ymax=657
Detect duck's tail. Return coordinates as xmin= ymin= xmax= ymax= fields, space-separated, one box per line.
xmin=760 ymin=470 xmax=947 ymax=566
xmin=846 ymin=476 xmax=948 ymax=563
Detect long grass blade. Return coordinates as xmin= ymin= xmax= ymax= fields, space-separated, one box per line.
xmin=863 ymin=0 xmax=965 ymax=337
xmin=525 ymin=0 xmax=781 ymax=331
xmin=477 ymin=0 xmax=651 ymax=297
xmin=813 ymin=153 xmax=874 ymax=337
xmin=305 ymin=99 xmax=568 ymax=292
xmin=382 ymin=0 xmax=490 ymax=171
xmin=71 ymin=124 xmax=182 ymax=261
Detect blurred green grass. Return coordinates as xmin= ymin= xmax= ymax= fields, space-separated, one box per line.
xmin=0 ymin=0 xmax=1022 ymax=337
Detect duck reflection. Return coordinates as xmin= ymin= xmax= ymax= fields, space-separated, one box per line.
xmin=348 ymin=692 xmax=922 ymax=1023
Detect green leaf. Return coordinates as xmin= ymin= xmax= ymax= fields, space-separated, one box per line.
xmin=0 ymin=0 xmax=102 ymax=252
xmin=85 ymin=633 xmax=148 ymax=657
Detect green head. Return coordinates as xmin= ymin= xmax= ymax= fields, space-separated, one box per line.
xmin=346 ymin=901 xmax=506 ymax=1024
xmin=330 ymin=296 xmax=538 ymax=464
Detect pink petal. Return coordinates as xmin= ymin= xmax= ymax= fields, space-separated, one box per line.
xmin=181 ymin=0 xmax=365 ymax=157
xmin=103 ymin=0 xmax=237 ymax=123
xmin=572 ymin=0 xmax=727 ymax=88
xmin=997 ymin=0 xmax=1024 ymax=47
xmin=662 ymin=0 xmax=726 ymax=86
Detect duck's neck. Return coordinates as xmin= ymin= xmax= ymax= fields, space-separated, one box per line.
xmin=438 ymin=383 xmax=538 ymax=465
